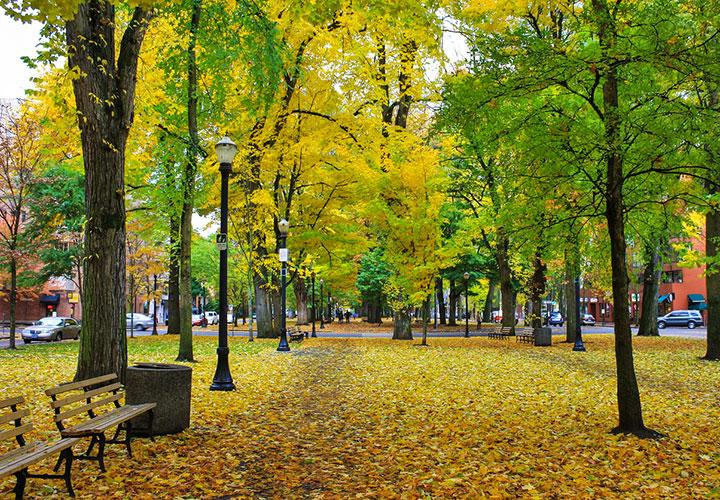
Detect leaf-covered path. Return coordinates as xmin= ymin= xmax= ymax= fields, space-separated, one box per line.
xmin=1 ymin=336 xmax=720 ymax=498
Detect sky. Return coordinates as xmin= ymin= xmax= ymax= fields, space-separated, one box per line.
xmin=0 ymin=16 xmax=43 ymax=100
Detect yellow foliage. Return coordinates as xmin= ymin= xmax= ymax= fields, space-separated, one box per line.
xmin=1 ymin=336 xmax=719 ymax=497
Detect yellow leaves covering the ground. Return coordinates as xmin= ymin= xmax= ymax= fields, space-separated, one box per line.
xmin=1 ymin=335 xmax=719 ymax=498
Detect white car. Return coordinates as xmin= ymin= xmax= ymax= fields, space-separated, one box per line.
xmin=22 ymin=317 xmax=81 ymax=343
xmin=205 ymin=311 xmax=219 ymax=325
xmin=126 ymin=313 xmax=154 ymax=331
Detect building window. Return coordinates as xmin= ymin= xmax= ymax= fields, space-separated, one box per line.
xmin=662 ymin=270 xmax=683 ymax=283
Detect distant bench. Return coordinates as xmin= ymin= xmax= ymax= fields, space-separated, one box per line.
xmin=287 ymin=326 xmax=305 ymax=342
xmin=487 ymin=325 xmax=513 ymax=339
xmin=515 ymin=327 xmax=535 ymax=344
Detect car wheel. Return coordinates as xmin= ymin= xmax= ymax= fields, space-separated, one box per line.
xmin=135 ymin=323 xmax=145 ymax=331
xmin=658 ymin=321 xmax=666 ymax=329
xmin=688 ymin=321 xmax=696 ymax=329
xmin=23 ymin=339 xmax=30 ymax=344
xmin=56 ymin=332 xmax=63 ymax=341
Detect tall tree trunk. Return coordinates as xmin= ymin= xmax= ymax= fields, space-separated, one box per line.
xmin=637 ymin=246 xmax=661 ymax=337
xmin=497 ymin=232 xmax=515 ymax=331
xmin=593 ymin=0 xmax=657 ymax=437
xmin=152 ymin=274 xmax=158 ymax=335
xmin=392 ymin=307 xmax=413 ymax=340
xmin=420 ymin=298 xmax=429 ymax=346
xmin=436 ymin=277 xmax=446 ymax=325
xmin=8 ymin=258 xmax=16 ymax=349
xmin=483 ymin=280 xmax=495 ymax=323
xmin=254 ymin=279 xmax=275 ymax=337
xmin=294 ymin=276 xmax=308 ymax=325
xmin=167 ymin=217 xmax=180 ymax=334
xmin=177 ymin=0 xmax=201 ymax=362
xmin=705 ymin=205 xmax=720 ymax=358
xmin=448 ymin=279 xmax=457 ymax=326
xmin=69 ymin=3 xmax=151 ymax=382
xmin=529 ymin=252 xmax=546 ymax=330
xmin=565 ymin=250 xmax=578 ymax=342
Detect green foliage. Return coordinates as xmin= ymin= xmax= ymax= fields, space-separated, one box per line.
xmin=356 ymin=248 xmax=391 ymax=307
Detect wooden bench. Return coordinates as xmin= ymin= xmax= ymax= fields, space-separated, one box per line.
xmin=487 ymin=325 xmax=513 ymax=339
xmin=0 ymin=396 xmax=79 ymax=499
xmin=515 ymin=327 xmax=535 ymax=344
xmin=287 ymin=326 xmax=305 ymax=342
xmin=45 ymin=373 xmax=156 ymax=472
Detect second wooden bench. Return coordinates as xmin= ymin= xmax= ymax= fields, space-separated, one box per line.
xmin=45 ymin=373 xmax=156 ymax=472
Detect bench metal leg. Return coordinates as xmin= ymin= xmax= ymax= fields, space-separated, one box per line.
xmin=148 ymin=409 xmax=155 ymax=442
xmin=125 ymin=421 xmax=133 ymax=458
xmin=13 ymin=469 xmax=27 ymax=500
xmin=62 ymin=448 xmax=75 ymax=497
xmin=97 ymin=434 xmax=106 ymax=472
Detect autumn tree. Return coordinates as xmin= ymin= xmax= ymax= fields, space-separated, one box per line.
xmin=0 ymin=102 xmax=45 ymax=349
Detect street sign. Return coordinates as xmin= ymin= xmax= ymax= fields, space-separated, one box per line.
xmin=279 ymin=248 xmax=289 ymax=262
xmin=216 ymin=233 xmax=227 ymax=251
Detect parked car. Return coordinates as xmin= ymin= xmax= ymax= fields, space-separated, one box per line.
xmin=548 ymin=311 xmax=564 ymax=326
xmin=22 ymin=317 xmax=80 ymax=343
xmin=657 ymin=310 xmax=703 ymax=329
xmin=582 ymin=314 xmax=596 ymax=326
xmin=192 ymin=314 xmax=208 ymax=327
xmin=126 ymin=313 xmax=154 ymax=331
xmin=205 ymin=311 xmax=219 ymax=325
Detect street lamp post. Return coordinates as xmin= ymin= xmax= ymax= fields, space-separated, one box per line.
xmin=319 ymin=279 xmax=324 ymax=329
xmin=573 ymin=275 xmax=586 ymax=351
xmin=277 ymin=219 xmax=290 ymax=352
xmin=311 ymin=271 xmax=317 ymax=337
xmin=210 ymin=136 xmax=237 ymax=391
xmin=463 ymin=272 xmax=470 ymax=338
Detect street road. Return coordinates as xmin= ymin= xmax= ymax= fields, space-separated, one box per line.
xmin=0 ymin=324 xmax=708 ymax=349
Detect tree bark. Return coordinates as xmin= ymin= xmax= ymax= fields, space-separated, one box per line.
xmin=392 ymin=307 xmax=413 ymax=340
xmin=177 ymin=0 xmax=202 ymax=362
xmin=483 ymin=280 xmax=495 ymax=323
xmin=294 ymin=276 xmax=308 ymax=324
xmin=497 ymin=231 xmax=515 ymax=331
xmin=166 ymin=218 xmax=180 ymax=334
xmin=68 ymin=2 xmax=151 ymax=382
xmin=254 ymin=278 xmax=275 ymax=337
xmin=435 ymin=277 xmax=446 ymax=325
xmin=593 ymin=0 xmax=657 ymax=437
xmin=420 ymin=298 xmax=429 ymax=346
xmin=705 ymin=206 xmax=720 ymax=358
xmin=637 ymin=246 xmax=661 ymax=337
xmin=8 ymin=258 xmax=16 ymax=349
xmin=448 ymin=279 xmax=458 ymax=326
xmin=529 ymin=252 xmax=546 ymax=330
xmin=564 ymin=250 xmax=578 ymax=342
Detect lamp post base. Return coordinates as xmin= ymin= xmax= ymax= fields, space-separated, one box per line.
xmin=210 ymin=347 xmax=235 ymax=391
xmin=572 ymin=337 xmax=587 ymax=352
xmin=277 ymin=333 xmax=290 ymax=352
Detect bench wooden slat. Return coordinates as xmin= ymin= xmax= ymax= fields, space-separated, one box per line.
xmin=45 ymin=373 xmax=117 ymax=397
xmin=0 ymin=422 xmax=33 ymax=441
xmin=0 ymin=408 xmax=30 ymax=425
xmin=0 ymin=438 xmax=79 ymax=478
xmin=51 ymin=382 xmax=122 ymax=409
xmin=60 ymin=403 xmax=156 ymax=437
xmin=55 ymin=393 xmax=123 ymax=423
xmin=0 ymin=396 xmax=24 ymax=409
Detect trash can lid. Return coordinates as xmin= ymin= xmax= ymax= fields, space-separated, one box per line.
xmin=131 ymin=363 xmax=191 ymax=371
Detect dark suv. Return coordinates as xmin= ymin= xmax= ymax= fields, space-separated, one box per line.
xmin=657 ymin=310 xmax=704 ymax=329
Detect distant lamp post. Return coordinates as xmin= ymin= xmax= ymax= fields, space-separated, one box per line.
xmin=311 ymin=269 xmax=317 ymax=337
xmin=463 ymin=272 xmax=470 ymax=338
xmin=573 ymin=275 xmax=586 ymax=352
xmin=210 ymin=136 xmax=237 ymax=391
xmin=277 ymin=219 xmax=290 ymax=352
xmin=319 ymin=279 xmax=325 ymax=329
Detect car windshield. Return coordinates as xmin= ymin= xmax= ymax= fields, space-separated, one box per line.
xmin=36 ymin=318 xmax=63 ymax=327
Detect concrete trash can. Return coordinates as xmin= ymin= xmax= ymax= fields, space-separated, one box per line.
xmin=534 ymin=327 xmax=552 ymax=347
xmin=126 ymin=363 xmax=192 ymax=435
